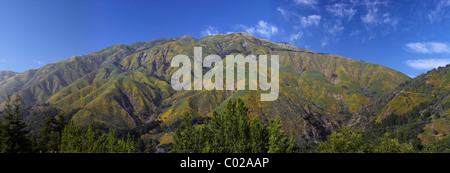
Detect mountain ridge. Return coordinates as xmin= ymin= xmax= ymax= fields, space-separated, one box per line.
xmin=0 ymin=33 xmax=412 ymax=143
xmin=0 ymin=71 xmax=18 ymax=82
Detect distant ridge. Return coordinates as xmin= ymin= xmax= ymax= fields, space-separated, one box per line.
xmin=0 ymin=33 xmax=412 ymax=143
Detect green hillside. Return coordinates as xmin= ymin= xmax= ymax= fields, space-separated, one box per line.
xmin=0 ymin=71 xmax=18 ymax=82
xmin=0 ymin=33 xmax=412 ymax=146
xmin=364 ymin=64 xmax=450 ymax=151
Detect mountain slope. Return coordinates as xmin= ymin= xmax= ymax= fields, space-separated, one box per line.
xmin=0 ymin=33 xmax=411 ymax=143
xmin=365 ymin=64 xmax=450 ymax=148
xmin=0 ymin=44 xmax=135 ymax=106
xmin=0 ymin=71 xmax=18 ymax=82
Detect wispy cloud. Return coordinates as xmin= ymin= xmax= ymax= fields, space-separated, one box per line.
xmin=349 ymin=30 xmax=361 ymax=37
xmin=293 ymin=0 xmax=317 ymax=6
xmin=277 ymin=7 xmax=291 ymax=19
xmin=326 ymin=3 xmax=357 ymax=20
xmin=324 ymin=21 xmax=344 ymax=36
xmin=321 ymin=37 xmax=329 ymax=47
xmin=360 ymin=0 xmax=398 ymax=27
xmin=405 ymin=42 xmax=450 ymax=54
xmin=201 ymin=26 xmax=219 ymax=37
xmin=236 ymin=20 xmax=279 ymax=38
xmin=361 ymin=8 xmax=379 ymax=24
xmin=278 ymin=0 xmax=403 ymax=46
xmin=428 ymin=0 xmax=450 ymax=23
xmin=289 ymin=31 xmax=303 ymax=42
xmin=406 ymin=58 xmax=450 ymax=70
xmin=361 ymin=9 xmax=397 ymax=27
xmin=299 ymin=15 xmax=321 ymax=27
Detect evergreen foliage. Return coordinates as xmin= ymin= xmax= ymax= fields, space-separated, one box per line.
xmin=59 ymin=121 xmax=136 ymax=153
xmin=316 ymin=127 xmax=414 ymax=153
xmin=172 ymin=99 xmax=296 ymax=153
xmin=0 ymin=94 xmax=31 ymax=153
xmin=38 ymin=114 xmax=65 ymax=153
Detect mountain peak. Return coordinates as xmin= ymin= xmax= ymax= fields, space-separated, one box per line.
xmin=0 ymin=70 xmax=18 ymax=82
xmin=0 ymin=33 xmax=415 ymax=144
xmin=177 ymin=35 xmax=195 ymax=44
xmin=181 ymin=35 xmax=194 ymax=39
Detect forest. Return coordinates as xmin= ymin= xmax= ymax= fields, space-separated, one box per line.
xmin=0 ymin=94 xmax=448 ymax=153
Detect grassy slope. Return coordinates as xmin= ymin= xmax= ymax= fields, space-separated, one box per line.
xmin=375 ymin=66 xmax=450 ymax=146
xmin=0 ymin=33 xmax=412 ymax=143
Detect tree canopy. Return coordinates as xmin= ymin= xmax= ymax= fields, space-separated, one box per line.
xmin=172 ymin=98 xmax=296 ymax=153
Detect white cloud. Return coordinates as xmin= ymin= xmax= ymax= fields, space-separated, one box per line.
xmin=428 ymin=0 xmax=450 ymax=23
xmin=324 ymin=21 xmax=344 ymax=36
xmin=236 ymin=20 xmax=279 ymax=38
xmin=321 ymin=39 xmax=328 ymax=47
xmin=37 ymin=60 xmax=45 ymax=65
xmin=406 ymin=58 xmax=450 ymax=70
xmin=300 ymin=15 xmax=321 ymax=27
xmin=277 ymin=7 xmax=290 ymax=19
xmin=293 ymin=0 xmax=317 ymax=6
xmin=382 ymin=13 xmax=399 ymax=29
xmin=405 ymin=42 xmax=450 ymax=54
xmin=360 ymin=0 xmax=397 ymax=26
xmin=349 ymin=30 xmax=361 ymax=37
xmin=361 ymin=8 xmax=379 ymax=24
xmin=201 ymin=26 xmax=219 ymax=37
xmin=326 ymin=3 xmax=357 ymax=20
xmin=289 ymin=31 xmax=303 ymax=42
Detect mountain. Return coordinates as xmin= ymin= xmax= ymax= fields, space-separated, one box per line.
xmin=0 ymin=71 xmax=18 ymax=82
xmin=0 ymin=33 xmax=411 ymax=143
xmin=362 ymin=64 xmax=450 ymax=149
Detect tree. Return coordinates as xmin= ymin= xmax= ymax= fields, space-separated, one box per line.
xmin=59 ymin=121 xmax=82 ymax=153
xmin=38 ymin=114 xmax=65 ymax=153
xmin=249 ymin=118 xmax=268 ymax=153
xmin=119 ymin=133 xmax=137 ymax=153
xmin=286 ymin=131 xmax=297 ymax=153
xmin=172 ymin=98 xmax=296 ymax=153
xmin=374 ymin=133 xmax=414 ymax=153
xmin=0 ymin=94 xmax=31 ymax=153
xmin=316 ymin=127 xmax=369 ymax=153
xmin=268 ymin=116 xmax=291 ymax=153
xmin=39 ymin=115 xmax=57 ymax=152
xmin=423 ymin=135 xmax=450 ymax=153
xmin=82 ymin=123 xmax=97 ymax=152
xmin=173 ymin=112 xmax=197 ymax=153
xmin=59 ymin=121 xmax=137 ymax=153
xmin=316 ymin=127 xmax=415 ymax=153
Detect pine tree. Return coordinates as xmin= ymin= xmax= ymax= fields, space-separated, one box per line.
xmin=210 ymin=111 xmax=224 ymax=153
xmin=200 ymin=120 xmax=212 ymax=153
xmin=286 ymin=131 xmax=297 ymax=153
xmin=172 ymin=98 xmax=296 ymax=153
xmin=39 ymin=115 xmax=57 ymax=152
xmin=0 ymin=94 xmax=30 ymax=153
xmin=105 ymin=130 xmax=118 ymax=153
xmin=173 ymin=113 xmax=198 ymax=153
xmin=82 ymin=123 xmax=97 ymax=152
xmin=123 ymin=133 xmax=137 ymax=153
xmin=374 ymin=133 xmax=414 ymax=153
xmin=59 ymin=121 xmax=137 ymax=153
xmin=55 ymin=114 xmax=66 ymax=135
xmin=38 ymin=113 xmax=65 ymax=153
xmin=60 ymin=121 xmax=82 ymax=153
xmin=268 ymin=116 xmax=288 ymax=153
xmin=249 ymin=118 xmax=268 ymax=153
xmin=236 ymin=99 xmax=250 ymax=152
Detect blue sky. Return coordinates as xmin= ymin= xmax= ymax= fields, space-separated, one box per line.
xmin=0 ymin=0 xmax=449 ymax=77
